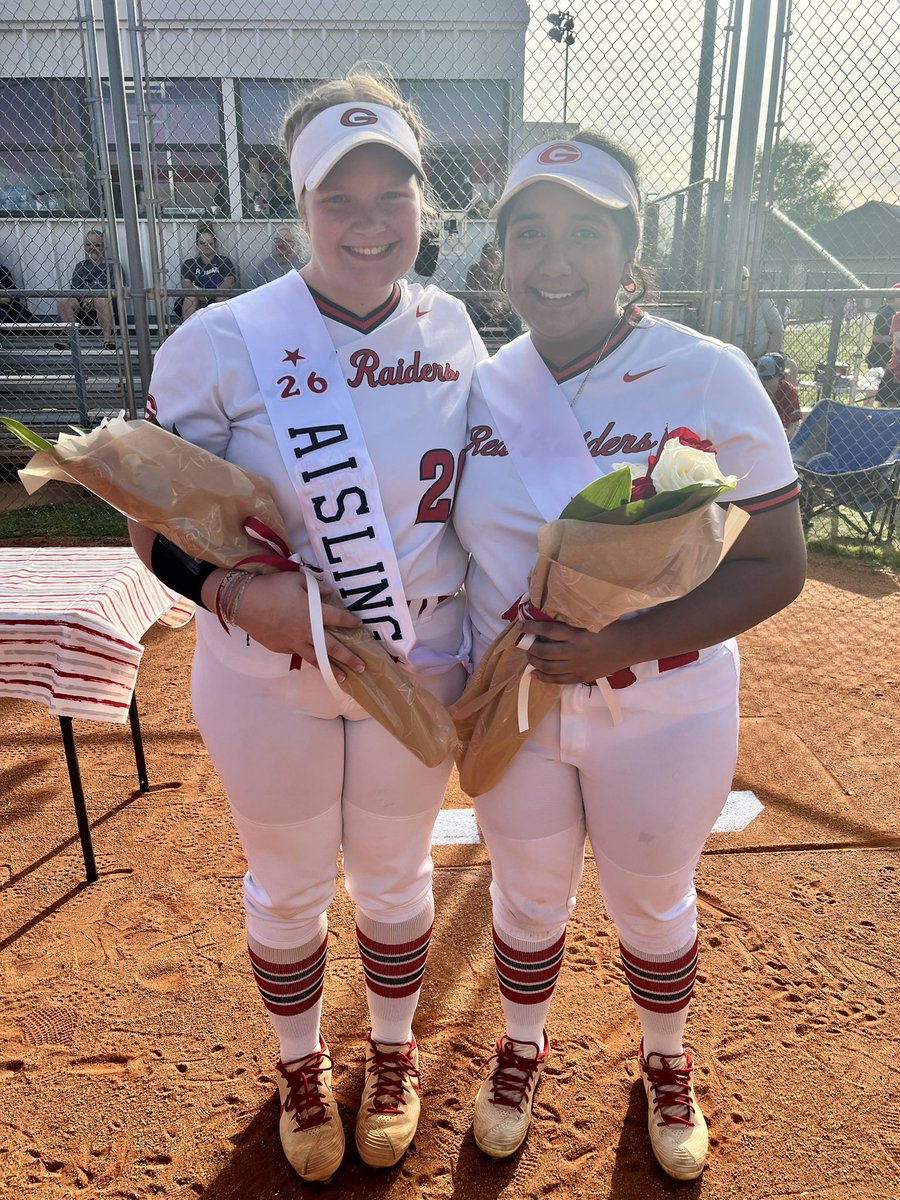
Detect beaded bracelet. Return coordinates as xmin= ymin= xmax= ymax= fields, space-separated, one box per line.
xmin=215 ymin=569 xmax=255 ymax=635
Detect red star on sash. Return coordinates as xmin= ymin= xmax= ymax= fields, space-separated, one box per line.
xmin=283 ymin=348 xmax=304 ymax=366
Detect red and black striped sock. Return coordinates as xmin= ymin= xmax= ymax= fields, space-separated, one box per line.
xmin=356 ymin=897 xmax=434 ymax=1045
xmin=248 ymin=916 xmax=328 ymax=1063
xmin=493 ymin=924 xmax=566 ymax=1046
xmin=619 ymin=936 xmax=699 ymax=1057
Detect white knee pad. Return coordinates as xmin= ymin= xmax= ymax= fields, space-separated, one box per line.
xmin=593 ymin=846 xmax=699 ymax=953
xmin=486 ymin=825 xmax=586 ymax=942
xmin=232 ymin=806 xmax=340 ymax=948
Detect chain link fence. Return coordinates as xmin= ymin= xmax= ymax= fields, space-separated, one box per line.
xmin=0 ymin=0 xmax=897 ymax=546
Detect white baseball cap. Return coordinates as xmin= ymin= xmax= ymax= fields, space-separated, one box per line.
xmin=289 ymin=102 xmax=423 ymax=202
xmin=491 ymin=140 xmax=640 ymax=224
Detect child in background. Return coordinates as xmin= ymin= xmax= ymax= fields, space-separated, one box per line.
xmin=757 ymin=352 xmax=800 ymax=440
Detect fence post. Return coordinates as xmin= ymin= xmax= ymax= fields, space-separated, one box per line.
xmin=683 ymin=0 xmax=718 ymax=289
xmin=79 ymin=0 xmax=135 ymax=415
xmin=719 ymin=0 xmax=770 ymax=348
xmin=101 ymin=0 xmax=154 ymax=410
xmin=820 ymin=299 xmax=844 ymax=400
xmin=125 ymin=0 xmax=168 ymax=342
xmin=747 ymin=0 xmax=790 ymax=289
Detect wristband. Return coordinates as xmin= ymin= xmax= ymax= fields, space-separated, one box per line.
xmin=150 ymin=534 xmax=216 ymax=607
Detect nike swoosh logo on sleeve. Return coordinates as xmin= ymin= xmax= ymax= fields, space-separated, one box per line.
xmin=623 ymin=367 xmax=664 ymax=382
xmin=416 ymin=304 xmax=431 ymax=318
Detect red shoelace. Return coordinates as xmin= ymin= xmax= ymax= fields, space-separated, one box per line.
xmin=365 ymin=1042 xmax=420 ymax=1114
xmin=642 ymin=1052 xmax=696 ymax=1127
xmin=277 ymin=1048 xmax=333 ymax=1131
xmin=487 ymin=1037 xmax=544 ymax=1112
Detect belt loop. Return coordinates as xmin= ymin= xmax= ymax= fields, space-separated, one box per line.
xmin=595 ymin=677 xmax=624 ymax=725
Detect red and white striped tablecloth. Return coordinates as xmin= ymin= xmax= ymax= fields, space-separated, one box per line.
xmin=0 ymin=547 xmax=194 ymax=723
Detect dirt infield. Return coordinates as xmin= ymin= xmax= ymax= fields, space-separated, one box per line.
xmin=1 ymin=550 xmax=898 ymax=1200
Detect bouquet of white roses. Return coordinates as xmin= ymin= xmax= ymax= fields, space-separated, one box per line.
xmin=0 ymin=414 xmax=456 ymax=768
xmin=450 ymin=428 xmax=748 ymax=796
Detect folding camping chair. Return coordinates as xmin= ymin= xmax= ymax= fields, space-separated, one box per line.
xmin=790 ymin=400 xmax=900 ymax=543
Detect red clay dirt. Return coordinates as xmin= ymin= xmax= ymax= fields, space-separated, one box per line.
xmin=1 ymin=549 xmax=898 ymax=1199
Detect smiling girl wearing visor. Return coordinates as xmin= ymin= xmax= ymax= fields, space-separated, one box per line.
xmin=129 ymin=76 xmax=486 ymax=1183
xmin=453 ymin=133 xmax=806 ymax=1179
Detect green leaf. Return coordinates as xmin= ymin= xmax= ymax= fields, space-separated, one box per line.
xmin=0 ymin=416 xmax=55 ymax=453
xmin=623 ymin=481 xmax=736 ymax=523
xmin=559 ymin=467 xmax=633 ymax=520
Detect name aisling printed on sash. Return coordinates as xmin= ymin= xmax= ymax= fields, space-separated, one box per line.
xmin=288 ymin=420 xmax=403 ymax=645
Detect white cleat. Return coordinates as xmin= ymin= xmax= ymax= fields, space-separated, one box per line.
xmin=639 ymin=1043 xmax=709 ymax=1181
xmin=355 ymin=1033 xmax=421 ymax=1169
xmin=276 ymin=1039 xmax=345 ymax=1183
xmin=473 ymin=1032 xmax=549 ymax=1159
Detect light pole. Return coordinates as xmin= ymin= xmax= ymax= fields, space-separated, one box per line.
xmin=546 ymin=10 xmax=576 ymax=125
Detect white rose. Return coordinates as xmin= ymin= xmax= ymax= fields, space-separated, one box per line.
xmin=609 ymin=461 xmax=643 ymax=479
xmin=652 ymin=440 xmax=737 ymax=492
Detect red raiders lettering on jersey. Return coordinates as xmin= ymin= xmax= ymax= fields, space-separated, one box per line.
xmin=537 ymin=142 xmax=583 ymax=165
xmin=462 ymin=422 xmax=657 ymax=460
xmin=340 ymin=107 xmax=378 ymax=127
xmin=346 ymin=348 xmax=460 ymax=389
xmin=144 ymin=392 xmax=158 ymax=422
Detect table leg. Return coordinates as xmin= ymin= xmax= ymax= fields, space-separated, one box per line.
xmin=128 ymin=693 xmax=149 ymax=793
xmin=58 ymin=717 xmax=99 ymax=883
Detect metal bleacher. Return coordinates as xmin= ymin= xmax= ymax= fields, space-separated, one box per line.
xmin=0 ymin=322 xmax=146 ymax=464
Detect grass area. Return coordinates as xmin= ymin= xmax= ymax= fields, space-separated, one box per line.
xmin=0 ymin=497 xmax=895 ymax=569
xmin=783 ymin=319 xmax=872 ymax=382
xmin=808 ymin=539 xmax=900 ymax=569
xmin=0 ymin=500 xmax=128 ymax=544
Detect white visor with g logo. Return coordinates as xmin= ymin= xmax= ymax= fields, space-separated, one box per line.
xmin=289 ymin=102 xmax=423 ymax=201
xmin=491 ymin=140 xmax=640 ymax=223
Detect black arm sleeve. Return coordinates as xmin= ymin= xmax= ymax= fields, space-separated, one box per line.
xmin=150 ymin=534 xmax=216 ymax=606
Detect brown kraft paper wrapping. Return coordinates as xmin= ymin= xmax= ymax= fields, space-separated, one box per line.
xmin=16 ymin=418 xmax=455 ymax=768
xmin=451 ymin=501 xmax=748 ymax=796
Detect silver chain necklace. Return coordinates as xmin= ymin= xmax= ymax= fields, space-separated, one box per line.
xmin=568 ymin=311 xmax=623 ymax=409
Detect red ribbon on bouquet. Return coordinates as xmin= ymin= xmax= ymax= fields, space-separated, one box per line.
xmin=233 ymin=516 xmax=321 ymax=672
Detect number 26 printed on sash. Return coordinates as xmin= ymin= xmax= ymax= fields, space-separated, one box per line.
xmin=277 ymin=372 xmax=329 ymax=399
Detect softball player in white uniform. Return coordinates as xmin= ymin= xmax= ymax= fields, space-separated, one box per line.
xmin=452 ymin=134 xmax=806 ymax=1179
xmin=130 ymin=77 xmax=485 ymax=1183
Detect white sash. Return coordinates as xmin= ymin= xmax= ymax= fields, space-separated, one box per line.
xmin=229 ymin=272 xmax=418 ymax=660
xmin=477 ymin=336 xmax=602 ymax=521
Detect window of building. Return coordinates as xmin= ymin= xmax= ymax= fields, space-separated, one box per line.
xmin=403 ymin=80 xmax=509 ymax=212
xmin=102 ymin=79 xmax=228 ymax=218
xmin=236 ymin=80 xmax=307 ymax=219
xmin=0 ymin=78 xmax=95 ymax=214
xmin=234 ymin=78 xmax=509 ymax=219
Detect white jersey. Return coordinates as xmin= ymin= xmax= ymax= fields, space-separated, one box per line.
xmin=454 ymin=311 xmax=800 ymax=651
xmin=148 ymin=277 xmax=486 ymax=596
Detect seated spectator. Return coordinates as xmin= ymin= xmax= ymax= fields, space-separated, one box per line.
xmin=710 ymin=266 xmax=784 ymax=359
xmin=252 ymin=226 xmax=305 ymax=287
xmin=0 ymin=261 xmax=34 ymax=323
xmin=866 ymin=284 xmax=900 ymax=372
xmin=875 ymin=295 xmax=900 ymax=408
xmin=464 ymin=241 xmax=521 ymax=338
xmin=757 ymin=352 xmax=800 ymax=440
xmin=410 ymin=226 xmax=439 ymax=283
xmin=58 ymin=230 xmax=120 ymax=348
xmin=179 ymin=228 xmax=236 ymax=321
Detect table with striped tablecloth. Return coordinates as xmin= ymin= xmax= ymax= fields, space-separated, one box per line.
xmin=0 ymin=547 xmax=194 ymax=880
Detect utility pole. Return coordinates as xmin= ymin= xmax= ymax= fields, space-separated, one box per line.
xmin=546 ymin=10 xmax=576 ymax=124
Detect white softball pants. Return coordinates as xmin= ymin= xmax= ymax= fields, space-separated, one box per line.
xmin=190 ymin=596 xmax=466 ymax=948
xmin=473 ymin=642 xmax=741 ymax=954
